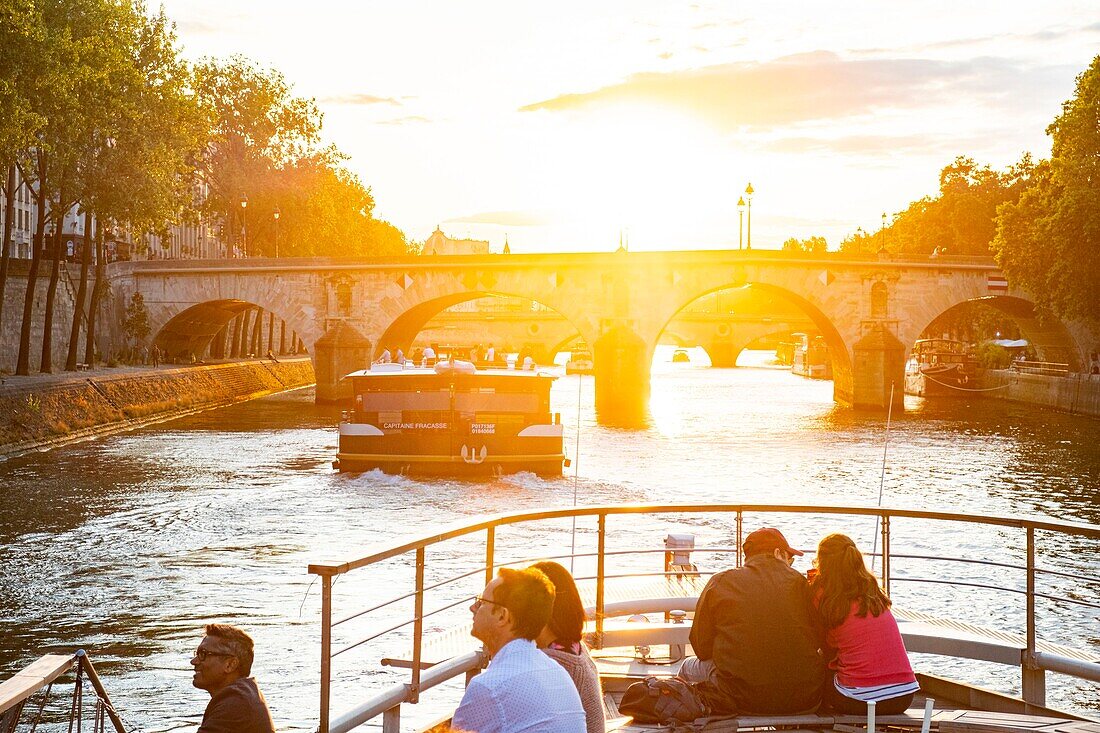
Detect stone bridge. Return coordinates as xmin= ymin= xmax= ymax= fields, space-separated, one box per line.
xmin=104 ymin=250 xmax=1095 ymax=418
xmin=419 ymin=302 xmax=816 ymax=367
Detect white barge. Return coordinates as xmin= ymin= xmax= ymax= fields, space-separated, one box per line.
xmin=334 ymin=361 xmax=566 ymax=476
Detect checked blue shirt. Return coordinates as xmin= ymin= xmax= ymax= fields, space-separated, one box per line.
xmin=451 ymin=639 xmax=586 ymax=733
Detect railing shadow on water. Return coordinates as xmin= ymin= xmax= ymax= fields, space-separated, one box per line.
xmin=306 ymin=503 xmax=1100 ymax=733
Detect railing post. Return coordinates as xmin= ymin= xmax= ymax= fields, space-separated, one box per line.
xmin=1022 ymin=526 xmax=1046 ymax=706
xmin=595 ymin=514 xmax=606 ymax=646
xmin=735 ymin=510 xmax=743 ymax=568
xmin=320 ymin=574 xmax=332 ymax=733
xmin=880 ymin=513 xmax=891 ymax=595
xmin=485 ymin=527 xmax=495 ymax=586
xmin=383 ymin=705 xmax=400 ymax=733
xmin=411 ymin=546 xmax=426 ymax=704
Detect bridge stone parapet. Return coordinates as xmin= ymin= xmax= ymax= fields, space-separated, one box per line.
xmin=105 ymin=252 xmax=1095 ymax=418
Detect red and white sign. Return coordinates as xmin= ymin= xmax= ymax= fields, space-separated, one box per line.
xmin=987 ymin=272 xmax=1008 ymax=293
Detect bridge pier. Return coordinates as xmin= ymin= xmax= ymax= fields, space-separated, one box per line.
xmin=703 ymin=338 xmax=739 ymax=368
xmin=593 ymin=325 xmax=650 ymax=425
xmin=314 ymin=321 xmax=372 ymax=402
xmin=851 ymin=323 xmax=906 ymax=410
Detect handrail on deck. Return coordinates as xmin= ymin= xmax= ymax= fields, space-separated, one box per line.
xmin=309 ymin=503 xmax=1100 ymax=733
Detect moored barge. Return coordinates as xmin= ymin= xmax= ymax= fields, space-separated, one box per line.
xmin=334 ymin=360 xmax=566 ymax=476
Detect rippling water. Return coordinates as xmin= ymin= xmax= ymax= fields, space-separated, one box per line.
xmin=1 ymin=350 xmax=1097 ymax=730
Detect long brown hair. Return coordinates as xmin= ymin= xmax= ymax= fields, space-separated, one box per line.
xmin=812 ymin=533 xmax=890 ymax=629
xmin=531 ymin=560 xmax=585 ymax=644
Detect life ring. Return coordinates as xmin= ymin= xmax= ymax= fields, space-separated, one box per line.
xmin=716 ymin=323 xmax=731 ymax=338
xmin=527 ymin=323 xmax=540 ymax=336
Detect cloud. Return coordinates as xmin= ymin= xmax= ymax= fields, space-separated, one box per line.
xmin=320 ymin=93 xmax=401 ymax=106
xmin=762 ymin=133 xmax=990 ymax=157
xmin=175 ymin=18 xmax=221 ymax=34
xmin=519 ymin=51 xmax=1069 ymax=130
xmin=376 ymin=115 xmax=431 ymax=126
xmin=445 ymin=210 xmax=553 ymax=227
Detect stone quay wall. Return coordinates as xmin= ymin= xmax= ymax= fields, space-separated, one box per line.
xmin=0 ymin=358 xmax=315 ymax=458
xmin=0 ymin=261 xmax=92 ymax=373
xmin=984 ymin=369 xmax=1100 ymax=418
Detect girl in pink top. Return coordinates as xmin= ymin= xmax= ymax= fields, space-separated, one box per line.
xmin=811 ymin=533 xmax=919 ymax=715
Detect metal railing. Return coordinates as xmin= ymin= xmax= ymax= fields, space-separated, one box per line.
xmin=1012 ymin=360 xmax=1071 ymax=377
xmin=307 ymin=503 xmax=1100 ymax=733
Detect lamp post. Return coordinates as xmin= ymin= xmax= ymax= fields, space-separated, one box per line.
xmin=273 ymin=205 xmax=281 ymax=258
xmin=239 ymin=194 xmax=249 ymax=257
xmin=878 ymin=211 xmax=886 ymax=253
xmin=745 ymin=183 xmax=754 ymax=250
xmin=737 ymin=196 xmax=745 ymax=250
xmin=856 ymin=226 xmax=865 ymax=255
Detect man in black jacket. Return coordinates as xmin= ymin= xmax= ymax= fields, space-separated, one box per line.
xmin=191 ymin=624 xmax=276 ymax=733
xmin=682 ymin=527 xmax=825 ymax=714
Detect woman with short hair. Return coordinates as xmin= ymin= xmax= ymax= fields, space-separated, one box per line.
xmin=530 ymin=561 xmax=605 ymax=733
xmin=811 ymin=533 xmax=919 ymax=714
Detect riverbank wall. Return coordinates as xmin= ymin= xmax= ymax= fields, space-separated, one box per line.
xmin=0 ymin=357 xmax=315 ymax=458
xmin=984 ymin=369 xmax=1100 ymax=417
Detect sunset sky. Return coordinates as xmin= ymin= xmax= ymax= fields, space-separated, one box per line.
xmin=160 ymin=1 xmax=1099 ymax=252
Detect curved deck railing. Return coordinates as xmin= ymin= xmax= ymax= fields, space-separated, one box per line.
xmin=307 ymin=503 xmax=1100 ymax=733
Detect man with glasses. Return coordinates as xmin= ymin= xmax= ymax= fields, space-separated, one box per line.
xmin=451 ymin=568 xmax=585 ymax=732
xmin=191 ymin=624 xmax=275 ymax=733
xmin=680 ymin=527 xmax=825 ymax=715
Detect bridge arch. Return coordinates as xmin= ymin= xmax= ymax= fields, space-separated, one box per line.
xmin=654 ymin=282 xmax=855 ymax=400
xmin=907 ymin=295 xmax=1086 ymax=369
xmin=373 ymin=290 xmax=596 ymax=364
xmin=152 ymin=299 xmax=308 ymax=361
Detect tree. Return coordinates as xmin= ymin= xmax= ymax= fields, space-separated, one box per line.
xmin=781 ymin=235 xmax=827 ymax=253
xmin=193 ymin=56 xmax=323 ymax=257
xmin=73 ymin=3 xmax=205 ymax=369
xmin=121 ymin=291 xmax=150 ymax=350
xmin=994 ymin=56 xmax=1100 ymax=325
xmin=0 ymin=0 xmax=47 ymax=350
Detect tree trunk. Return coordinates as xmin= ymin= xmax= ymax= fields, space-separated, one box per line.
xmin=250 ymin=307 xmax=263 ymax=355
xmin=212 ymin=324 xmax=226 ymax=359
xmin=40 ymin=195 xmax=67 ymax=373
xmin=15 ymin=178 xmax=47 ymax=375
xmin=0 ymin=164 xmax=16 ymax=349
xmin=66 ymin=211 xmax=93 ymax=370
xmin=279 ymin=320 xmax=286 ymax=354
xmin=229 ymin=313 xmax=242 ymax=358
xmin=267 ymin=311 xmax=274 ymax=355
xmin=84 ymin=226 xmax=105 ymax=366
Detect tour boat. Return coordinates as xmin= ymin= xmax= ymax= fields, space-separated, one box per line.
xmin=4 ymin=505 xmax=1098 ymax=733
xmin=905 ymin=339 xmax=979 ymax=397
xmin=333 ymin=360 xmax=566 ymax=476
xmin=791 ymin=333 xmax=832 ymax=379
xmin=306 ymin=503 xmax=1100 ymax=733
xmin=566 ymin=343 xmax=595 ymax=375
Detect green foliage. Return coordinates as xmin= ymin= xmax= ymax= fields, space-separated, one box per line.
xmin=873 ymin=155 xmax=1033 ymax=256
xmin=192 ymin=55 xmax=410 ymax=257
xmin=974 ymin=342 xmax=1012 ymax=369
xmin=781 ymin=235 xmax=827 ymax=253
xmin=121 ymin=292 xmax=150 ymax=344
xmin=994 ymin=56 xmax=1100 ymax=325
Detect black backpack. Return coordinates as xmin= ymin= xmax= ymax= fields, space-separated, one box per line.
xmin=618 ymin=676 xmax=710 ymax=724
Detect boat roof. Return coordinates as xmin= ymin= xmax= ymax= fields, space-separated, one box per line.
xmin=343 ymin=364 xmax=556 ymax=381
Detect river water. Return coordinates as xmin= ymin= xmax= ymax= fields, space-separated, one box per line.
xmin=1 ymin=350 xmax=1097 ymax=731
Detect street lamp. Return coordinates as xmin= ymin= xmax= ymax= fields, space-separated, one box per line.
xmin=745 ymin=183 xmax=754 ymax=250
xmin=737 ymin=196 xmax=746 ymax=250
xmin=855 ymin=226 xmax=865 ymax=255
xmin=273 ymin=205 xmax=281 ymax=258
xmin=239 ymin=194 xmax=249 ymax=257
xmin=878 ymin=211 xmax=887 ymax=253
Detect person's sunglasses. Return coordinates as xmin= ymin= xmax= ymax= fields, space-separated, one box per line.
xmin=193 ymin=649 xmax=234 ymax=662
xmin=474 ymin=596 xmax=505 ymax=610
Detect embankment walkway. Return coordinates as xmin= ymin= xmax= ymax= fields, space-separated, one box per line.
xmin=0 ymin=357 xmax=315 ymax=460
